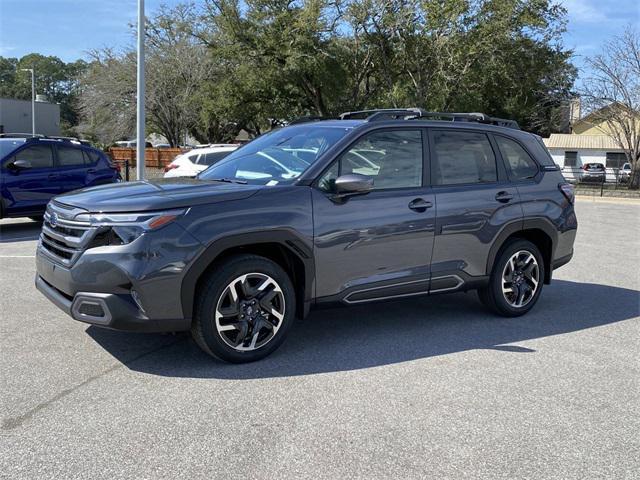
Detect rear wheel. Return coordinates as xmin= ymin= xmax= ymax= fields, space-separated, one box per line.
xmin=191 ymin=254 xmax=296 ymax=363
xmin=478 ymin=239 xmax=544 ymax=317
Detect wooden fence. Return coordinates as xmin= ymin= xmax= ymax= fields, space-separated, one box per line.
xmin=107 ymin=147 xmax=189 ymax=169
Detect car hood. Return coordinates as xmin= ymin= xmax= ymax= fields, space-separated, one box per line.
xmin=54 ymin=178 xmax=262 ymax=213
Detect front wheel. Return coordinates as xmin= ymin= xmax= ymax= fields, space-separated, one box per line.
xmin=191 ymin=254 xmax=296 ymax=363
xmin=478 ymin=239 xmax=544 ymax=317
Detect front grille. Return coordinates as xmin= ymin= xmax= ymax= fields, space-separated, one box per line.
xmin=39 ymin=202 xmax=96 ymax=266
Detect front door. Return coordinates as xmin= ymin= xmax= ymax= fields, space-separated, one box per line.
xmin=312 ymin=128 xmax=436 ymax=303
xmin=428 ymin=128 xmax=522 ymax=289
xmin=2 ymin=144 xmax=58 ymax=215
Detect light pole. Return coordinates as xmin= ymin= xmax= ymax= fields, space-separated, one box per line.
xmin=136 ymin=0 xmax=145 ymax=180
xmin=20 ymin=68 xmax=35 ymax=135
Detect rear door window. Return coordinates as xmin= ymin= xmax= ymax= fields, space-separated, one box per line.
xmin=57 ymin=146 xmax=86 ymax=166
xmin=13 ymin=144 xmax=54 ymax=168
xmin=431 ymin=130 xmax=497 ymax=185
xmin=495 ymin=136 xmax=538 ymax=180
xmin=198 ymin=151 xmax=232 ymax=166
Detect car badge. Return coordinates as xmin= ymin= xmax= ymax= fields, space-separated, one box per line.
xmin=50 ymin=212 xmax=58 ymax=227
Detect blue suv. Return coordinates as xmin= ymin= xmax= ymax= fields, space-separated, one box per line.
xmin=0 ymin=135 xmax=120 ymax=220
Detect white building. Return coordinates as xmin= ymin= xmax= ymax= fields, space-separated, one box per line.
xmin=543 ymin=134 xmax=627 ymax=183
xmin=0 ymin=97 xmax=61 ymax=136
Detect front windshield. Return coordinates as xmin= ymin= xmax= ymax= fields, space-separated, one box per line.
xmin=0 ymin=139 xmax=26 ymax=160
xmin=198 ymin=125 xmax=352 ymax=185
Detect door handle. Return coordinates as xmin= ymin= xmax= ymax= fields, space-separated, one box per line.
xmin=495 ymin=191 xmax=514 ymax=203
xmin=87 ymin=168 xmax=97 ymax=173
xmin=48 ymin=174 xmax=59 ymax=180
xmin=408 ymin=198 xmax=433 ymax=212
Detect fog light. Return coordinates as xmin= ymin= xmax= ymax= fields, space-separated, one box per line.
xmin=131 ymin=290 xmax=146 ymax=314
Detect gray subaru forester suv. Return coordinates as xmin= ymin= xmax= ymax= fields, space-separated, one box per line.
xmin=35 ymin=109 xmax=577 ymax=363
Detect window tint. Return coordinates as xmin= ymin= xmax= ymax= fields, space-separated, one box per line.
xmin=564 ymin=151 xmax=578 ymax=167
xmin=13 ymin=145 xmax=54 ymax=168
xmin=57 ymin=146 xmax=86 ymax=166
xmin=84 ymin=150 xmax=101 ymax=164
xmin=495 ymin=136 xmax=538 ymax=180
xmin=319 ymin=130 xmax=423 ymax=191
xmin=605 ymin=152 xmax=626 ymax=168
xmin=198 ymin=151 xmax=232 ymax=166
xmin=432 ymin=131 xmax=496 ymax=185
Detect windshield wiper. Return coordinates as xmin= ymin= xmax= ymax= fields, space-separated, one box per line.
xmin=208 ymin=177 xmax=248 ymax=184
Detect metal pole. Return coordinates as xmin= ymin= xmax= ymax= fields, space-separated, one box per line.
xmin=30 ymin=69 xmax=35 ymax=135
xmin=136 ymin=0 xmax=145 ymax=180
xmin=20 ymin=68 xmax=35 ymax=135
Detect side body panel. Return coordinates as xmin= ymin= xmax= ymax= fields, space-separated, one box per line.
xmin=178 ymin=186 xmax=315 ymax=318
xmin=312 ymin=187 xmax=436 ymax=301
xmin=512 ymin=136 xmax=577 ymax=268
xmin=428 ymin=128 xmax=523 ymax=285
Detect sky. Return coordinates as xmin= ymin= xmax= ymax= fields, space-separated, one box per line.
xmin=0 ymin=0 xmax=639 ymax=81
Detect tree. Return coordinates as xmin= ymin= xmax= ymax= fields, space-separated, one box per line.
xmin=581 ymin=26 xmax=640 ymax=188
xmin=78 ymin=4 xmax=213 ymax=146
xmin=0 ymin=54 xmax=86 ymax=134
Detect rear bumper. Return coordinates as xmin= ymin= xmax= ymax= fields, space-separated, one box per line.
xmin=552 ymin=251 xmax=573 ymax=270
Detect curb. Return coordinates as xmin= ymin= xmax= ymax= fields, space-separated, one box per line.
xmin=575 ymin=195 xmax=640 ymax=205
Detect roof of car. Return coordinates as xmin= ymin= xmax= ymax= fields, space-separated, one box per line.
xmin=303 ymin=118 xmax=534 ymax=141
xmin=185 ymin=145 xmax=239 ymax=154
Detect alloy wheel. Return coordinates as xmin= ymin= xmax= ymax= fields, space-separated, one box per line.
xmin=215 ymin=273 xmax=285 ymax=351
xmin=501 ymin=250 xmax=540 ymax=308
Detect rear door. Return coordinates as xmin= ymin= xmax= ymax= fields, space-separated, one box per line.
xmin=1 ymin=143 xmax=57 ymax=215
xmin=429 ymin=128 xmax=522 ymax=289
xmin=312 ymin=128 xmax=436 ymax=302
xmin=55 ymin=144 xmax=88 ymax=192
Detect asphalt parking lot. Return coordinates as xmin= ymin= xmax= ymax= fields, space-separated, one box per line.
xmin=1 ymin=198 xmax=638 ymax=479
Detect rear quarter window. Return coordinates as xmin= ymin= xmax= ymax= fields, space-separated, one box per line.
xmin=495 ymin=136 xmax=539 ymax=180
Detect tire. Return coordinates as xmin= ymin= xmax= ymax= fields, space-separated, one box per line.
xmin=478 ymin=239 xmax=545 ymax=317
xmin=29 ymin=215 xmax=44 ymax=222
xmin=191 ymin=254 xmax=296 ymax=363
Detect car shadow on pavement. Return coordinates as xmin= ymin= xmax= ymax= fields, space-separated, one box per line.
xmin=86 ymin=279 xmax=639 ymax=379
xmin=0 ymin=219 xmax=42 ymax=243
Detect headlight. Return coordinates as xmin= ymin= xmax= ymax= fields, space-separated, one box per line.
xmin=76 ymin=209 xmax=186 ymax=245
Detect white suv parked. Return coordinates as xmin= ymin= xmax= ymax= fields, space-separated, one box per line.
xmin=164 ymin=145 xmax=238 ymax=178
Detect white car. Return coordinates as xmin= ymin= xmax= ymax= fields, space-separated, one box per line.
xmin=619 ymin=162 xmax=632 ymax=183
xmin=164 ymin=145 xmax=238 ymax=178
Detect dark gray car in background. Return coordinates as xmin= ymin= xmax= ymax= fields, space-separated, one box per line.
xmin=35 ymin=109 xmax=577 ymax=363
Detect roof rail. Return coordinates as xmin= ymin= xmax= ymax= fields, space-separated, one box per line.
xmin=288 ymin=116 xmax=333 ymax=125
xmin=44 ymin=136 xmax=91 ymax=145
xmin=339 ymin=108 xmax=424 ymax=121
xmin=338 ymin=108 xmax=520 ymax=129
xmin=0 ymin=133 xmax=45 ymax=139
xmin=0 ymin=133 xmax=93 ymax=144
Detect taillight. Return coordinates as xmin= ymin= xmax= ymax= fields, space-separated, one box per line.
xmin=164 ymin=163 xmax=178 ymax=173
xmin=582 ymin=165 xmax=588 ymax=171
xmin=559 ymin=183 xmax=574 ymax=204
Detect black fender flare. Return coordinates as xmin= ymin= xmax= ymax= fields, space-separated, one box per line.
xmin=485 ymin=217 xmax=558 ymax=278
xmin=180 ymin=229 xmax=315 ymax=320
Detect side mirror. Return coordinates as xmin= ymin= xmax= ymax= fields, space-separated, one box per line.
xmin=11 ymin=160 xmax=31 ymax=170
xmin=8 ymin=159 xmax=32 ymax=171
xmin=333 ymin=173 xmax=374 ymax=198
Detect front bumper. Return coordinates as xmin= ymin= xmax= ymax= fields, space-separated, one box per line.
xmin=36 ymin=274 xmax=190 ymax=332
xmin=34 ymin=216 xmax=202 ymax=332
xmin=36 ymin=274 xmax=191 ymax=332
